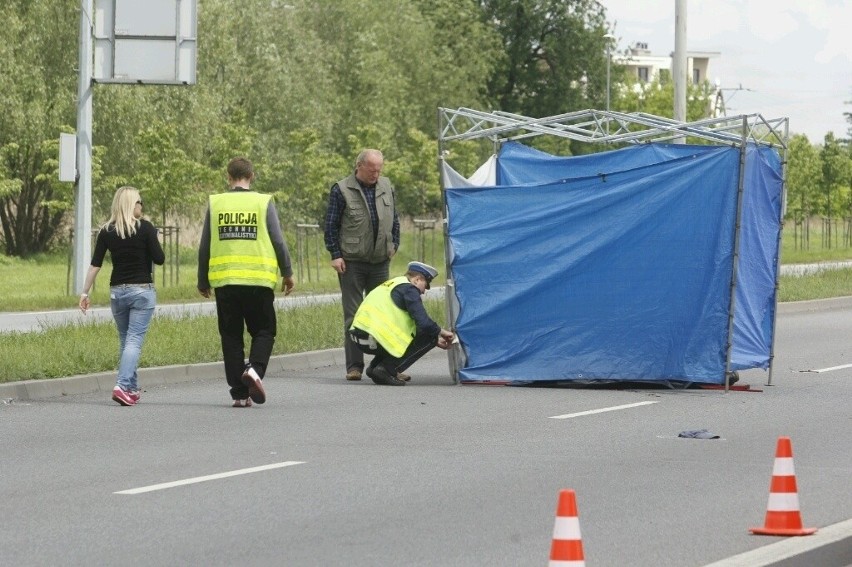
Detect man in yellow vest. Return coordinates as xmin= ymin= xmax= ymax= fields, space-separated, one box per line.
xmin=349 ymin=261 xmax=455 ymax=386
xmin=198 ymin=157 xmax=295 ymax=406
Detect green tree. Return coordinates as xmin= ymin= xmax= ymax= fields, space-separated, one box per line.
xmin=384 ymin=129 xmax=442 ymax=217
xmin=300 ymin=0 xmax=498 ymax=155
xmin=131 ymin=123 xmax=221 ymax=228
xmin=617 ymin=77 xmax=715 ymax=121
xmin=265 ymin=128 xmax=347 ymax=228
xmin=819 ymin=133 xmax=849 ymax=219
xmin=478 ymin=0 xmax=611 ymax=118
xmin=785 ymin=134 xmax=822 ymax=223
xmin=0 ymin=0 xmax=78 ymax=256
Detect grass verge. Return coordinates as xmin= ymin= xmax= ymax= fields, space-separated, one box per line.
xmin=778 ymin=268 xmax=852 ymax=302
xmin=0 ymin=299 xmax=447 ymax=383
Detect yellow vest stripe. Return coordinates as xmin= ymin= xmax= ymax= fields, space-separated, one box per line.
xmin=209 ymin=255 xmax=278 ymax=268
xmin=209 ymin=269 xmax=278 ymax=284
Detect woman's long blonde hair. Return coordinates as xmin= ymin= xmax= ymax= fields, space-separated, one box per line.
xmin=102 ymin=186 xmax=141 ymax=239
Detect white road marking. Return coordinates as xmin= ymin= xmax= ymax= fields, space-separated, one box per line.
xmin=701 ymin=517 xmax=852 ymax=567
xmin=549 ymin=401 xmax=658 ymax=419
xmin=114 ymin=461 xmax=306 ymax=495
xmin=806 ymin=363 xmax=852 ymax=373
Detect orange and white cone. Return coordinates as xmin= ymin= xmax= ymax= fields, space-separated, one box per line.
xmin=749 ymin=436 xmax=817 ymax=536
xmin=549 ymin=489 xmax=585 ymax=566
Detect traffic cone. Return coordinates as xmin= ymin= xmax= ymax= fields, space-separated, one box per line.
xmin=549 ymin=489 xmax=585 ymax=566
xmin=749 ymin=436 xmax=817 ymax=536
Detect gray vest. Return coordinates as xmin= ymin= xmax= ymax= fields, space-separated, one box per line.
xmin=337 ymin=174 xmax=395 ymax=263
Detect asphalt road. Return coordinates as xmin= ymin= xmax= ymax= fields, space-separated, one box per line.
xmin=1 ymin=298 xmax=850 ymax=566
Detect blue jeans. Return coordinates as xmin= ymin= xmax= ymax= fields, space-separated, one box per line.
xmin=110 ymin=285 xmax=156 ymax=391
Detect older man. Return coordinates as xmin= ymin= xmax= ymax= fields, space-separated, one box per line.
xmin=324 ymin=149 xmax=401 ymax=381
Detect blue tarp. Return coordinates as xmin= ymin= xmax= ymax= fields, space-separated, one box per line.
xmin=444 ymin=141 xmax=782 ymax=384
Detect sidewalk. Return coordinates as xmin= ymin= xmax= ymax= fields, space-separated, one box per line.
xmin=0 ymin=288 xmax=445 ymax=334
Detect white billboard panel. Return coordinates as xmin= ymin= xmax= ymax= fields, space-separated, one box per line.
xmin=93 ymin=0 xmax=196 ymax=85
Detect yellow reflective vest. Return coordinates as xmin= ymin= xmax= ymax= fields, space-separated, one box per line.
xmin=351 ymin=276 xmax=417 ymax=357
xmin=208 ymin=191 xmax=278 ymax=288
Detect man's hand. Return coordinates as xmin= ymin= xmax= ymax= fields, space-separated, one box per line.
xmin=331 ymin=258 xmax=346 ymax=274
xmin=198 ymin=287 xmax=212 ymax=298
xmin=282 ymin=276 xmax=295 ymax=296
xmin=437 ymin=328 xmax=455 ymax=350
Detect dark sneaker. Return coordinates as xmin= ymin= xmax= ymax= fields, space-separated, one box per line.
xmin=232 ymin=398 xmax=252 ymax=408
xmin=112 ymin=386 xmax=136 ymax=406
xmin=366 ymin=365 xmax=405 ymax=386
xmin=240 ymin=366 xmax=266 ymax=404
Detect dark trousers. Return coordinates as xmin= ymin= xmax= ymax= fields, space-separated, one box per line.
xmin=350 ymin=330 xmax=438 ymax=375
xmin=214 ymin=285 xmax=277 ymax=400
xmin=338 ymin=259 xmax=390 ymax=372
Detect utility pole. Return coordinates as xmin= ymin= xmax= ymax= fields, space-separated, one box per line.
xmin=673 ymin=0 xmax=687 ymax=143
xmin=73 ymin=0 xmax=94 ymax=294
xmin=604 ymin=33 xmax=615 ymax=138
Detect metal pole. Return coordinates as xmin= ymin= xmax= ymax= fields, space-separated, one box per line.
xmin=606 ymin=50 xmax=611 ymax=113
xmin=604 ymin=33 xmax=615 ymax=139
xmin=437 ymin=108 xmax=460 ymax=384
xmin=766 ymin=118 xmax=790 ymax=386
xmin=723 ymin=116 xmax=749 ymax=393
xmin=673 ymin=0 xmax=687 ymax=143
xmin=73 ymin=0 xmax=94 ymax=294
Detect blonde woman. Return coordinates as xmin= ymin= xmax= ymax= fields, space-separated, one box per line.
xmin=79 ymin=186 xmax=165 ymax=406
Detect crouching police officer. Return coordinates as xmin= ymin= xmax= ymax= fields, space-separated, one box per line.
xmin=348 ymin=261 xmax=455 ymax=386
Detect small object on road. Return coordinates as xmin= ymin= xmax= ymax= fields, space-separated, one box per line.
xmin=678 ymin=429 xmax=720 ymax=439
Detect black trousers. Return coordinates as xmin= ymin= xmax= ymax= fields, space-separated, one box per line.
xmin=338 ymin=259 xmax=390 ymax=372
xmin=214 ymin=285 xmax=277 ymax=400
xmin=349 ymin=329 xmax=438 ymax=375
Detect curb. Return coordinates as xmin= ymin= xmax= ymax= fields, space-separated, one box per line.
xmin=4 ymin=295 xmax=852 ymax=403
xmin=0 ymin=348 xmax=345 ymax=402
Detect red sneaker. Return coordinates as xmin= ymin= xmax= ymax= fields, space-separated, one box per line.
xmin=112 ymin=387 xmax=136 ymax=406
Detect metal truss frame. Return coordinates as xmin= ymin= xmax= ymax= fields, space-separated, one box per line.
xmin=438 ymin=107 xmax=788 ymax=149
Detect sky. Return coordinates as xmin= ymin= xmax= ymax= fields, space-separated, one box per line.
xmin=600 ymin=0 xmax=851 ymax=142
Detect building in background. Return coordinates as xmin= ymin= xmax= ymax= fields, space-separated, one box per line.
xmin=613 ymin=42 xmax=723 ymax=117
xmin=617 ymin=42 xmax=719 ymax=85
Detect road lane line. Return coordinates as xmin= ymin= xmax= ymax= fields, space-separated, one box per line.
xmin=548 ymin=401 xmax=658 ymax=419
xmin=114 ymin=461 xmax=306 ymax=495
xmin=807 ymin=363 xmax=852 ymax=373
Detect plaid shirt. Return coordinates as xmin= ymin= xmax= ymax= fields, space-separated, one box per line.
xmin=324 ymin=180 xmax=400 ymax=260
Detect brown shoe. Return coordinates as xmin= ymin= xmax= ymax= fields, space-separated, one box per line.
xmin=346 ymin=369 xmax=362 ymax=381
xmin=397 ymin=372 xmax=411 ymax=382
